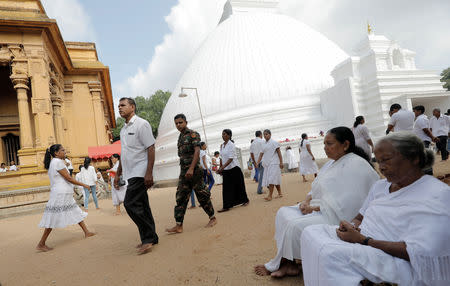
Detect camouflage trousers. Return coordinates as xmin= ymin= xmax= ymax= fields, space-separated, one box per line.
xmin=175 ymin=166 xmax=215 ymax=224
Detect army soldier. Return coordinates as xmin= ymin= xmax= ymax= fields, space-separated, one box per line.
xmin=166 ymin=114 xmax=217 ymax=234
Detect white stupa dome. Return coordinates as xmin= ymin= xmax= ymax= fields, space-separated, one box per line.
xmin=154 ymin=0 xmax=348 ymax=180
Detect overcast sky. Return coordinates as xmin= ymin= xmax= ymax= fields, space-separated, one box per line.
xmin=41 ymin=0 xmax=450 ymax=110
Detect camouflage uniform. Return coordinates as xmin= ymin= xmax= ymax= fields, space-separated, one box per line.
xmin=175 ymin=128 xmax=215 ymax=223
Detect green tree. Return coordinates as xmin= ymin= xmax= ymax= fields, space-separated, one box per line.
xmin=441 ymin=67 xmax=450 ymax=91
xmin=111 ymin=90 xmax=171 ymax=140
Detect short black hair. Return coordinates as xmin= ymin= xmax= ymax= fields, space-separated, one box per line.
xmin=119 ymin=97 xmax=136 ymax=108
xmin=255 ymin=130 xmax=262 ymax=137
xmin=214 ymin=151 xmax=220 ymax=156
xmin=174 ymin=114 xmax=187 ymax=121
xmin=390 ymin=103 xmax=401 ymax=112
xmin=413 ymin=105 xmax=425 ymax=114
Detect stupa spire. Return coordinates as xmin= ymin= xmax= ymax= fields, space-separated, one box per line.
xmin=219 ymin=0 xmax=279 ymax=24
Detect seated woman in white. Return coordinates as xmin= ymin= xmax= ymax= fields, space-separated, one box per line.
xmin=255 ymin=127 xmax=379 ymax=277
xmin=301 ymin=132 xmax=450 ymax=286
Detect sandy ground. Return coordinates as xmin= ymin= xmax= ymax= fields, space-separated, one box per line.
xmin=1 ymin=160 xmax=449 ymax=286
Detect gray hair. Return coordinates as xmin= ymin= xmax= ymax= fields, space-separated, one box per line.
xmin=378 ymin=132 xmax=434 ymax=171
xmin=433 ymin=107 xmax=441 ymax=113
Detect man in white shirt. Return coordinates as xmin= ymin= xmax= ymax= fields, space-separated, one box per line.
xmin=250 ymin=130 xmax=265 ymax=194
xmin=9 ymin=160 xmax=18 ymax=171
xmin=114 ymin=97 xmax=158 ymax=255
xmin=386 ymin=103 xmax=415 ymax=134
xmin=429 ymin=108 xmax=449 ymax=161
xmin=413 ymin=105 xmax=436 ymax=175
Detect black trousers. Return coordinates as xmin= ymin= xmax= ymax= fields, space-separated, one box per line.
xmin=436 ymin=136 xmax=449 ymax=160
xmin=124 ymin=177 xmax=158 ymax=245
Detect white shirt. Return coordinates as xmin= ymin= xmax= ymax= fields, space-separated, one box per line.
xmin=80 ymin=165 xmax=97 ymax=186
xmin=261 ymin=139 xmax=280 ymax=167
xmin=429 ymin=115 xmax=450 ymax=137
xmin=389 ymin=109 xmax=415 ymax=132
xmin=9 ymin=165 xmax=17 ymax=171
xmin=359 ymin=179 xmax=390 ymax=216
xmin=413 ymin=114 xmax=431 ymax=142
xmin=48 ymin=158 xmax=73 ymax=194
xmin=120 ymin=115 xmax=156 ymax=181
xmin=0 ymin=167 xmax=6 ymax=173
xmin=250 ymin=137 xmax=264 ymax=162
xmin=220 ymin=141 xmax=238 ymax=170
xmin=199 ymin=149 xmax=211 ymax=169
xmin=65 ymin=158 xmax=73 ymax=170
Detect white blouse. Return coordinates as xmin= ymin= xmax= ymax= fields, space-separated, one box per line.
xmin=48 ymin=158 xmax=73 ymax=194
xmin=220 ymin=141 xmax=239 ymax=170
xmin=80 ymin=165 xmax=97 ymax=186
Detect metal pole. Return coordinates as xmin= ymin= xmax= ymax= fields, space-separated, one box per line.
xmin=181 ymin=87 xmax=210 ymax=155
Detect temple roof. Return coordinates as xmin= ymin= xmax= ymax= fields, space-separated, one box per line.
xmin=0 ymin=0 xmax=48 ymax=21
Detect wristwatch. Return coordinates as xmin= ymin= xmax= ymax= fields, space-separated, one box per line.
xmin=362 ymin=236 xmax=372 ymax=245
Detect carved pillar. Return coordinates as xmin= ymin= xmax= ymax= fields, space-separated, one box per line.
xmin=50 ymin=93 xmax=64 ymax=144
xmin=9 ymin=45 xmax=33 ymax=150
xmin=63 ymin=81 xmax=73 ymax=152
xmin=10 ymin=75 xmax=33 ymax=149
xmin=29 ymin=56 xmax=56 ymax=148
xmin=89 ymin=81 xmax=108 ymax=145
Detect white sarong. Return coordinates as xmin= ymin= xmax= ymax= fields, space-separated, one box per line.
xmin=264 ymin=153 xmax=379 ymax=272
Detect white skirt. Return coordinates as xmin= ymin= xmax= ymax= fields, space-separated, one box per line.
xmin=212 ymin=170 xmax=223 ymax=184
xmin=262 ymin=164 xmax=281 ymax=187
xmin=299 ymin=152 xmax=319 ymax=175
xmin=111 ymin=178 xmax=127 ymax=206
xmin=39 ymin=192 xmax=87 ymax=228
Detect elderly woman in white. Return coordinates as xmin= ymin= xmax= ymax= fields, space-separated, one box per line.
xmin=255 ymin=127 xmax=379 ymax=278
xmin=301 ymin=132 xmax=450 ymax=286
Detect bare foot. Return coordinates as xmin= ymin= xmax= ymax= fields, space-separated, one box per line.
xmin=166 ymin=225 xmax=183 ymax=234
xmin=113 ymin=212 xmax=121 ymax=216
xmin=36 ymin=244 xmax=53 ymax=252
xmin=254 ymin=265 xmax=271 ymax=276
xmin=137 ymin=243 xmax=153 ymax=255
xmin=136 ymin=243 xmax=142 ymax=249
xmin=96 ymin=208 xmax=101 ymax=210
xmin=274 ymin=194 xmax=283 ymax=199
xmin=188 ymin=206 xmax=196 ymax=209
xmin=303 ymin=179 xmax=308 ymax=183
xmin=85 ymin=232 xmax=96 ymax=238
xmin=270 ymin=262 xmax=301 ymax=278
xmin=217 ymin=208 xmax=230 ymax=213
xmin=264 ymin=197 xmax=272 ymax=201
xmin=205 ymin=217 xmax=217 ymax=228
xmin=242 ymin=201 xmax=249 ymax=206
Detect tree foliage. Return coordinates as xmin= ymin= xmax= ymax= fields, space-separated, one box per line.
xmin=111 ymin=90 xmax=171 ymax=140
xmin=441 ymin=67 xmax=450 ymax=91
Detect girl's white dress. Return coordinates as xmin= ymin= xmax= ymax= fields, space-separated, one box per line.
xmin=39 ymin=158 xmax=87 ymax=228
xmin=109 ymin=161 xmax=127 ymax=206
xmin=299 ymin=139 xmax=319 ymax=175
xmin=261 ymin=139 xmax=282 ymax=187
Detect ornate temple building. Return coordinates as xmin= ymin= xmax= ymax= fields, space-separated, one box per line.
xmin=0 ymin=0 xmax=115 ymax=198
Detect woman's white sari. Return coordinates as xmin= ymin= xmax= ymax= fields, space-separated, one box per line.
xmin=301 ymin=175 xmax=450 ymax=286
xmin=264 ymin=152 xmax=379 ymax=272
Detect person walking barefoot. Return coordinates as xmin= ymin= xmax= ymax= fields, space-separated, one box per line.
xmin=37 ymin=144 xmax=95 ymax=252
xmin=166 ymin=114 xmax=217 ymax=234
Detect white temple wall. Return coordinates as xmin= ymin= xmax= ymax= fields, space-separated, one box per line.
xmin=320 ymin=78 xmax=357 ymax=128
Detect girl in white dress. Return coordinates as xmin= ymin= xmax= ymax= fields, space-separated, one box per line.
xmin=256 ymin=129 xmax=284 ymax=201
xmin=299 ymin=133 xmax=319 ymax=182
xmin=107 ymin=154 xmax=127 ymax=215
xmin=352 ymin=115 xmax=374 ymax=158
xmin=37 ymin=144 xmax=95 ymax=252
